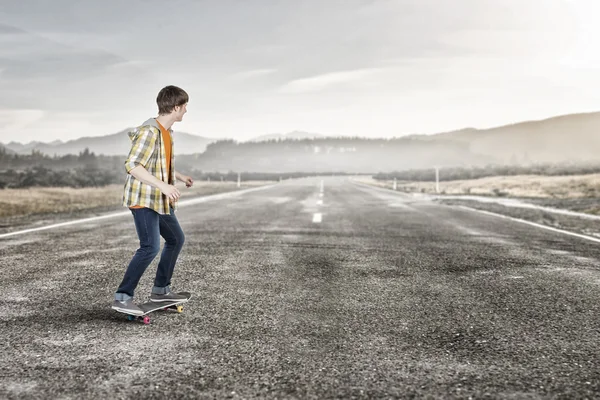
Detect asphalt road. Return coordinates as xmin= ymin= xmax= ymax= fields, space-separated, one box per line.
xmin=1 ymin=177 xmax=599 ymax=399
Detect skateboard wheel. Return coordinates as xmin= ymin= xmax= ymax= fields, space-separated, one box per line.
xmin=176 ymin=305 xmax=184 ymax=313
xmin=127 ymin=315 xmax=135 ymax=321
xmin=143 ymin=316 xmax=150 ymax=325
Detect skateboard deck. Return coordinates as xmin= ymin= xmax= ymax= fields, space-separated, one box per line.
xmin=116 ymin=292 xmax=192 ymax=324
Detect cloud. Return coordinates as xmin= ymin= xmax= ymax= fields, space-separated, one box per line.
xmin=278 ymin=68 xmax=384 ymax=93
xmin=0 ymin=23 xmax=125 ymax=81
xmin=230 ymin=68 xmax=278 ymax=80
xmin=0 ymin=109 xmax=46 ymax=133
xmin=0 ymin=0 xmax=593 ymax=143
xmin=105 ymin=60 xmax=155 ymax=70
xmin=0 ymin=109 xmax=114 ymax=143
xmin=0 ymin=22 xmax=156 ymax=113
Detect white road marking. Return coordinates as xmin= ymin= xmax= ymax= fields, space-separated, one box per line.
xmin=354 ymin=179 xmax=600 ymax=221
xmin=445 ymin=195 xmax=600 ymax=221
xmin=354 ymin=180 xmax=600 ymax=245
xmin=317 ymin=200 xmax=323 ymax=205
xmin=0 ymin=185 xmax=276 ymax=239
xmin=0 ymin=211 xmax=131 ymax=239
xmin=312 ymin=213 xmax=322 ymax=223
xmin=319 ymin=193 xmax=324 ymax=198
xmin=458 ymin=205 xmax=600 ymax=244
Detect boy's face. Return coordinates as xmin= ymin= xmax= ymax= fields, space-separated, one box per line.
xmin=174 ymin=103 xmax=187 ymax=122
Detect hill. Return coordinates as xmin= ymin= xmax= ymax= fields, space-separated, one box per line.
xmin=4 ymin=130 xmax=215 ymax=156
xmin=432 ymin=111 xmax=600 ymax=164
xmin=4 ymin=110 xmax=599 ymax=172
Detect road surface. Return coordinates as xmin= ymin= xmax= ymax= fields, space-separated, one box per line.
xmin=1 ymin=177 xmax=599 ymax=399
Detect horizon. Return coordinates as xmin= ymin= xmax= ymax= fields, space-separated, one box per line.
xmin=3 ymin=107 xmax=599 ymax=146
xmin=1 ymin=0 xmax=600 ymax=143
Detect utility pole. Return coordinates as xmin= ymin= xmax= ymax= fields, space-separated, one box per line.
xmin=435 ymin=166 xmax=440 ymax=193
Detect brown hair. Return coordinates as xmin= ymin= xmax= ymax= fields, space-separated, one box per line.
xmin=156 ymin=85 xmax=189 ymax=115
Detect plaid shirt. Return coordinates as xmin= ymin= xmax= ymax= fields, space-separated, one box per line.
xmin=122 ymin=121 xmax=176 ymax=214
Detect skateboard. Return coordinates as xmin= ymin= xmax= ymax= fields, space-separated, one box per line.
xmin=116 ymin=292 xmax=192 ymax=324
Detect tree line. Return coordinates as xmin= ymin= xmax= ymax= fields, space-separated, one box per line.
xmin=373 ymin=163 xmax=600 ymax=182
xmin=2 ymin=142 xmax=600 ymax=189
xmin=0 ymin=147 xmax=341 ymax=189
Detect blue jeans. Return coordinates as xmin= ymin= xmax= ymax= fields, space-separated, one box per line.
xmin=115 ymin=207 xmax=185 ymax=300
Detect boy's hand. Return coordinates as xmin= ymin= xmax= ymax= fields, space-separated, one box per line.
xmin=182 ymin=175 xmax=194 ymax=188
xmin=161 ymin=184 xmax=181 ymax=202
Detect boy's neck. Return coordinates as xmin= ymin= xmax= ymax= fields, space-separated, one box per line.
xmin=155 ymin=115 xmax=175 ymax=130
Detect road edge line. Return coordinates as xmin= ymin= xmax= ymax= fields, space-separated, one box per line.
xmin=0 ymin=184 xmax=277 ymax=239
xmin=456 ymin=205 xmax=600 ymax=244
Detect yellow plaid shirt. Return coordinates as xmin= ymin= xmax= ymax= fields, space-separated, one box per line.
xmin=122 ymin=122 xmax=176 ymax=214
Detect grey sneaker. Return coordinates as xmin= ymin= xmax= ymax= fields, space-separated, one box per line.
xmin=112 ymin=299 xmax=144 ymax=316
xmin=150 ymin=292 xmax=189 ymax=303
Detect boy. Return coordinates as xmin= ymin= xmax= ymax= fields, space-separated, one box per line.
xmin=112 ymin=85 xmax=194 ymax=315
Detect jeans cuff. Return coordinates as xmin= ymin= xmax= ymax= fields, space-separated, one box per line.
xmin=152 ymin=286 xmax=171 ymax=295
xmin=115 ymin=292 xmax=133 ymax=301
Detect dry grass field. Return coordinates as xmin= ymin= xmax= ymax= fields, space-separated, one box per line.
xmin=353 ymin=173 xmax=600 ymax=237
xmin=0 ymin=181 xmax=272 ymax=219
xmin=356 ymin=173 xmax=600 ymax=199
xmin=4 ymin=174 xmax=599 ymax=220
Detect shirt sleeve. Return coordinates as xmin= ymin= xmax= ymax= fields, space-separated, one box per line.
xmin=124 ymin=126 xmax=158 ymax=173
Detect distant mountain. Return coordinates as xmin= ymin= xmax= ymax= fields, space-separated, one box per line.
xmin=186 ymin=110 xmax=600 ymax=173
xmin=5 ymin=140 xmax=52 ymax=153
xmin=246 ymin=130 xmax=324 ymax=142
xmin=4 ymin=130 xmax=216 ymax=156
xmin=430 ymin=111 xmax=600 ymax=164
xmin=4 ymin=110 xmax=600 ymax=170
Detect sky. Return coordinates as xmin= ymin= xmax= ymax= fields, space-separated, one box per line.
xmin=0 ymin=0 xmax=599 ymax=143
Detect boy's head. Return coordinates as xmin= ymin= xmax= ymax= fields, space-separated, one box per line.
xmin=157 ymin=85 xmax=188 ymax=121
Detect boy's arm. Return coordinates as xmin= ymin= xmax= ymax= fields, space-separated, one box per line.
xmin=175 ymin=171 xmax=194 ymax=187
xmin=125 ymin=127 xmax=157 ymax=174
xmin=130 ymin=165 xmax=181 ymax=201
